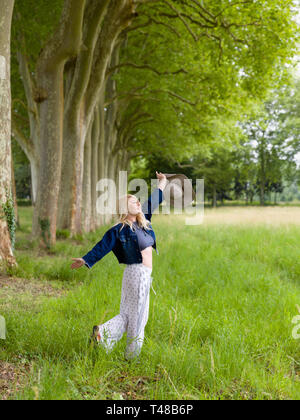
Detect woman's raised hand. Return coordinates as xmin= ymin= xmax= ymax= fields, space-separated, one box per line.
xmin=156 ymin=171 xmax=168 ymax=191
xmin=71 ymin=258 xmax=85 ymax=269
xmin=156 ymin=171 xmax=166 ymax=180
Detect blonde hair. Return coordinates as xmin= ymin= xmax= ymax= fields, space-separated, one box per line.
xmin=113 ymin=194 xmax=152 ymax=232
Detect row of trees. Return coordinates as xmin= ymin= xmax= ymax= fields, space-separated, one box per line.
xmin=13 ymin=77 xmax=300 ymax=206
xmin=0 ymin=0 xmax=299 ymax=269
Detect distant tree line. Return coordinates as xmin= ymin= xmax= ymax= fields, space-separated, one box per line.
xmin=142 ymin=79 xmax=300 ymax=207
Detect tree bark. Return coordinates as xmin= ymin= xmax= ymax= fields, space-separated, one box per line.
xmin=82 ymin=120 xmax=92 ymax=232
xmin=84 ymin=0 xmax=137 ymax=135
xmin=13 ymin=0 xmax=137 ymax=242
xmin=97 ymin=89 xmax=107 ymax=227
xmin=0 ymin=0 xmax=16 ymax=270
xmin=14 ymin=45 xmax=40 ymax=205
xmin=11 ymin=113 xmax=40 ymax=205
xmin=90 ymin=107 xmax=100 ymax=232
xmin=11 ymin=154 xmax=19 ymax=229
xmin=32 ymin=0 xmax=86 ymax=247
xmin=57 ymin=0 xmax=136 ymax=235
xmin=57 ymin=0 xmax=110 ymax=234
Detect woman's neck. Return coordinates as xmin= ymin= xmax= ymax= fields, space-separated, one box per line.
xmin=127 ymin=214 xmax=137 ymax=223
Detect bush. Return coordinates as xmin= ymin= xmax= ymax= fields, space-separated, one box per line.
xmin=56 ymin=229 xmax=71 ymax=239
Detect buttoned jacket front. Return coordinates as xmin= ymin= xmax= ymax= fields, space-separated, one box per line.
xmin=82 ymin=187 xmax=164 ymax=269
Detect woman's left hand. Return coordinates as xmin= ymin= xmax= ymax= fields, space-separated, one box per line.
xmin=156 ymin=171 xmax=166 ymax=180
xmin=156 ymin=171 xmax=168 ymax=191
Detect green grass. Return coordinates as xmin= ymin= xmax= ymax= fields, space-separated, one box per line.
xmin=0 ymin=207 xmax=299 ymax=400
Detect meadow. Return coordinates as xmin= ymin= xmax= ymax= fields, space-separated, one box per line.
xmin=0 ymin=205 xmax=299 ymax=400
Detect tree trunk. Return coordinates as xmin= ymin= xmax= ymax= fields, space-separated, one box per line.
xmin=13 ymin=0 xmax=136 ymax=242
xmin=11 ymin=112 xmax=40 ymax=205
xmin=58 ymin=0 xmax=135 ymax=235
xmin=114 ymin=151 xmax=121 ymax=192
xmin=0 ymin=0 xmax=17 ymax=270
xmin=102 ymin=43 xmax=124 ymax=225
xmin=57 ymin=0 xmax=110 ymax=234
xmin=84 ymin=0 xmax=136 ymax=138
xmin=14 ymin=46 xmax=40 ymax=205
xmin=32 ymin=68 xmax=65 ymax=246
xmin=30 ymin=158 xmax=39 ymax=205
xmin=31 ymin=0 xmax=86 ymax=247
xmin=212 ymin=185 xmax=217 ymax=208
xmin=11 ymin=154 xmax=19 ymax=229
xmin=260 ymin=180 xmax=265 ymax=206
xmin=259 ymin=141 xmax=266 ymax=206
xmin=90 ymin=108 xmax=100 ymax=232
xmin=97 ymin=92 xmax=107 ymax=227
xmin=82 ymin=120 xmax=92 ymax=232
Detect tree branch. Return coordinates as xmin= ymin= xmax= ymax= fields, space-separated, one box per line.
xmin=123 ymin=16 xmax=153 ymax=33
xmin=179 ymin=0 xmax=216 ymax=25
xmin=120 ymin=112 xmax=153 ymax=137
xmin=149 ymin=89 xmax=199 ymax=106
xmin=104 ymin=84 xmax=161 ymax=107
xmin=118 ymin=117 xmax=155 ymax=152
xmin=157 ymin=10 xmax=216 ymax=29
xmin=174 ymin=160 xmax=194 ymax=168
xmin=189 ymin=0 xmax=216 ymax=21
xmin=134 ymin=0 xmax=162 ymax=4
xmin=64 ymin=0 xmax=111 ymax=117
xmin=36 ymin=0 xmax=86 ymax=72
xmin=84 ymin=0 xmax=138 ymax=131
xmin=11 ymin=114 xmax=35 ymax=160
xmin=127 ymin=117 xmax=155 ymax=134
xmin=214 ymin=1 xmax=253 ymax=18
xmin=106 ymin=62 xmax=188 ymax=79
xmin=105 ymin=83 xmax=148 ymax=106
xmin=129 ymin=12 xmax=181 ymax=37
xmin=163 ymin=0 xmax=198 ymax=41
xmin=15 ymin=26 xmax=39 ymax=121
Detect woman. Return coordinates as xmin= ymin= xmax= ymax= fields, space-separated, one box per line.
xmin=71 ymin=171 xmax=168 ymax=360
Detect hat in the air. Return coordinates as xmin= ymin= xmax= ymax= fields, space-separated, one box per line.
xmin=163 ymin=173 xmax=196 ymax=208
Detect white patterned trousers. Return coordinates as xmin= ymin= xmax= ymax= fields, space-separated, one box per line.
xmin=98 ymin=263 xmax=153 ymax=359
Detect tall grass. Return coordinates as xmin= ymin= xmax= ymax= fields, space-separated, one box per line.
xmin=0 ymin=207 xmax=299 ymax=399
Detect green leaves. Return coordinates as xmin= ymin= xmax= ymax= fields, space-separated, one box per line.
xmin=112 ymin=0 xmax=298 ymax=160
xmin=10 ymin=0 xmax=299 ymax=175
xmin=1 ymin=186 xmax=17 ymax=253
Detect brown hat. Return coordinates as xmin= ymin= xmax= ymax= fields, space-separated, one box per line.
xmin=163 ymin=173 xmax=196 ymax=207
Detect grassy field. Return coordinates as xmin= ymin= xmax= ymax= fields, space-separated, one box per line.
xmin=0 ymin=206 xmax=300 ymax=400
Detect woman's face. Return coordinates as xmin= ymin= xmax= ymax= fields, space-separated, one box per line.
xmin=127 ymin=196 xmax=141 ymax=215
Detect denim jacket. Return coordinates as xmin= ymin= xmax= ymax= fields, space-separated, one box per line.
xmin=82 ymin=187 xmax=164 ymax=269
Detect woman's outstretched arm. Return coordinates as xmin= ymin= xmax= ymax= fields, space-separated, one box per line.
xmin=141 ymin=172 xmax=167 ymax=221
xmin=71 ymin=226 xmax=117 ymax=270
